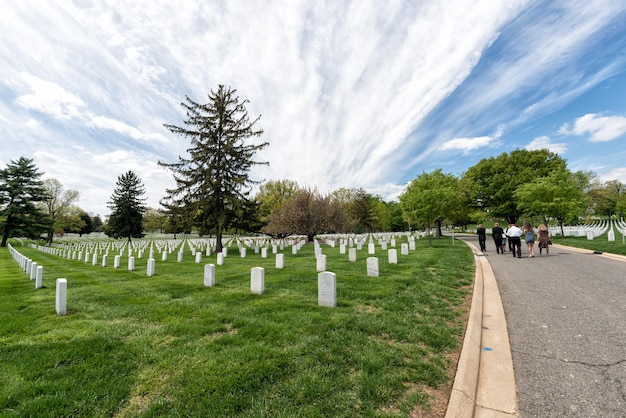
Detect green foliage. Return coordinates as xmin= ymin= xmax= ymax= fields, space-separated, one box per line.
xmin=0 ymin=157 xmax=51 ymax=247
xmin=587 ymin=179 xmax=623 ymax=219
xmin=515 ymin=170 xmax=588 ymax=236
xmin=463 ymin=149 xmax=568 ymax=223
xmin=255 ymin=179 xmax=299 ymax=222
xmin=400 ymin=169 xmax=460 ymax=245
xmin=40 ymin=178 xmax=80 ymax=243
xmin=347 ymin=188 xmax=378 ymax=233
xmin=0 ymin=236 xmax=473 ymax=416
xmin=160 ymin=85 xmax=269 ymax=252
xmin=106 ymin=171 xmax=146 ymax=242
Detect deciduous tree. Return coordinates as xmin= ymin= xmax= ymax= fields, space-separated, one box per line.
xmin=464 ymin=149 xmax=567 ymax=224
xmin=263 ymin=187 xmax=349 ymax=241
xmin=515 ymin=170 xmax=587 ymax=236
xmin=399 ymin=169 xmax=459 ymax=247
xmin=40 ymin=178 xmax=79 ymax=243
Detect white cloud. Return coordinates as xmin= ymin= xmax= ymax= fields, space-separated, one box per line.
xmin=559 ymin=113 xmax=626 ymax=142
xmin=599 ymin=167 xmax=626 ymax=184
xmin=2 ymin=1 xmax=626 ymax=216
xmin=439 ymin=136 xmax=495 ymax=154
xmin=525 ymin=135 xmax=568 ymax=154
xmin=88 ymin=115 xmax=169 ymax=144
xmin=15 ymin=73 xmax=85 ymax=119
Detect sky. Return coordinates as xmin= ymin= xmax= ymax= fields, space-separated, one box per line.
xmin=1 ymin=0 xmax=626 ymax=217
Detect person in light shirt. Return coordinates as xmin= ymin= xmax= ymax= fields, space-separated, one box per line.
xmin=507 ymin=223 xmax=523 ymax=258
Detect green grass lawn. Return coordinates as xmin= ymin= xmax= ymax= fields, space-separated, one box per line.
xmin=1 ymin=236 xmax=473 ymax=417
xmin=551 ymin=230 xmax=626 ymax=256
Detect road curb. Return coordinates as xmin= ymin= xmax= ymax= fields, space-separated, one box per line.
xmin=446 ymin=241 xmax=519 ymax=417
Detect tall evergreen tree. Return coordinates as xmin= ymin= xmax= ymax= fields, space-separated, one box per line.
xmin=0 ymin=157 xmax=51 ymax=246
xmin=106 ymin=170 xmax=146 ymax=242
xmin=159 ymin=85 xmax=269 ymax=253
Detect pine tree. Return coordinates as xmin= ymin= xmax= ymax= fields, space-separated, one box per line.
xmin=0 ymin=157 xmax=51 ymax=246
xmin=160 ymin=85 xmax=269 ymax=253
xmin=106 ymin=170 xmax=146 ymax=242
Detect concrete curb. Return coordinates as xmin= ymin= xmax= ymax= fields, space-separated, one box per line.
xmin=552 ymin=243 xmax=626 ymax=263
xmin=446 ymin=241 xmax=519 ymax=418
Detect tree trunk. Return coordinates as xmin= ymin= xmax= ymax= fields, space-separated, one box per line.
xmin=214 ymin=223 xmax=223 ymax=253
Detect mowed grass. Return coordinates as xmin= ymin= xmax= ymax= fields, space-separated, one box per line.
xmin=551 ymin=229 xmax=626 ymax=256
xmin=1 ymin=236 xmax=473 ymax=417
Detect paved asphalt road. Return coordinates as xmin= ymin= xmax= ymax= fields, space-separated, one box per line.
xmin=460 ymin=234 xmax=625 ymax=417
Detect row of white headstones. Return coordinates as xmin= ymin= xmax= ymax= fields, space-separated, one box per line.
xmin=8 ymin=243 xmax=67 ymax=315
xmin=11 ymin=232 xmax=423 ymax=315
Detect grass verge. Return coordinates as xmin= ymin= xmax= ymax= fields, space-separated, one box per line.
xmin=551 ymin=230 xmax=626 ymax=256
xmin=1 ymin=236 xmax=473 ymax=417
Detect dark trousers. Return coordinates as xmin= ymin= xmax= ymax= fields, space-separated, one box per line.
xmin=509 ymin=237 xmax=522 ymax=257
xmin=478 ymin=237 xmax=486 ymax=251
xmin=494 ymin=238 xmax=503 ymax=253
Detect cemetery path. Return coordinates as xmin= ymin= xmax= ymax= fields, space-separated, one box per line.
xmin=459 ymin=234 xmax=626 ymax=417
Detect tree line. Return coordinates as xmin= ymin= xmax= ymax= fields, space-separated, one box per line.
xmin=2 ymin=86 xmax=625 ymax=248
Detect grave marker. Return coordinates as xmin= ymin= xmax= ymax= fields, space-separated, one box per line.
xmin=388 ymin=249 xmax=398 ymax=264
xmin=251 ymin=267 xmax=265 ymax=294
xmin=276 ymin=253 xmax=284 ymax=269
xmin=35 ymin=266 xmax=43 ymax=289
xmin=318 ymin=271 xmax=337 ymax=307
xmin=56 ymin=278 xmax=67 ymax=315
xmin=204 ymin=264 xmax=215 ymax=287
xmin=367 ymin=257 xmax=379 ymax=277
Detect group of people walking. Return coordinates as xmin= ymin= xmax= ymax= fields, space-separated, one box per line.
xmin=477 ymin=222 xmax=551 ymax=257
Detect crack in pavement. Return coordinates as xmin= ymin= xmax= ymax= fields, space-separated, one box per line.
xmin=513 ymin=349 xmax=626 ymax=368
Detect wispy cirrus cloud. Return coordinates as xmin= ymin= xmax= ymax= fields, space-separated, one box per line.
xmin=1 ymin=0 xmax=626 ymax=214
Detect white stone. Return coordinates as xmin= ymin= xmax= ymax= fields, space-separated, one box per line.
xmin=128 ymin=256 xmax=135 ymax=271
xmin=162 ymin=251 xmax=167 ymax=261
xmin=276 ymin=253 xmax=284 ymax=269
xmin=240 ymin=248 xmax=247 ymax=258
xmin=349 ymin=248 xmax=357 ymax=262
xmin=318 ymin=271 xmax=337 ymax=307
xmin=102 ymin=254 xmax=108 ymax=267
xmin=147 ymin=259 xmax=155 ymax=277
xmin=339 ymin=243 xmax=346 ymax=254
xmin=35 ymin=266 xmax=43 ymax=289
xmin=204 ymin=264 xmax=216 ymax=287
xmin=92 ymin=253 xmax=98 ymax=266
xmin=30 ymin=262 xmax=37 ymax=280
xmin=367 ymin=257 xmax=379 ymax=277
xmin=388 ymin=249 xmax=398 ymax=264
xmin=217 ymin=253 xmax=224 ymax=265
xmin=261 ymin=247 xmax=268 ymax=258
xmin=195 ymin=252 xmax=202 ymax=263
xmin=401 ymin=243 xmax=409 ymax=255
xmin=56 ymin=278 xmax=67 ymax=315
xmin=368 ymin=243 xmax=375 ymax=255
xmin=177 ymin=251 xmax=183 ymax=262
xmin=316 ymin=254 xmax=326 ymax=272
xmin=608 ymin=229 xmax=615 ymax=242
xmin=251 ymin=267 xmax=265 ymax=294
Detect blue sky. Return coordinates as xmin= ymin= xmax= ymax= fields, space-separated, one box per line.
xmin=1 ymin=1 xmax=625 ymax=217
